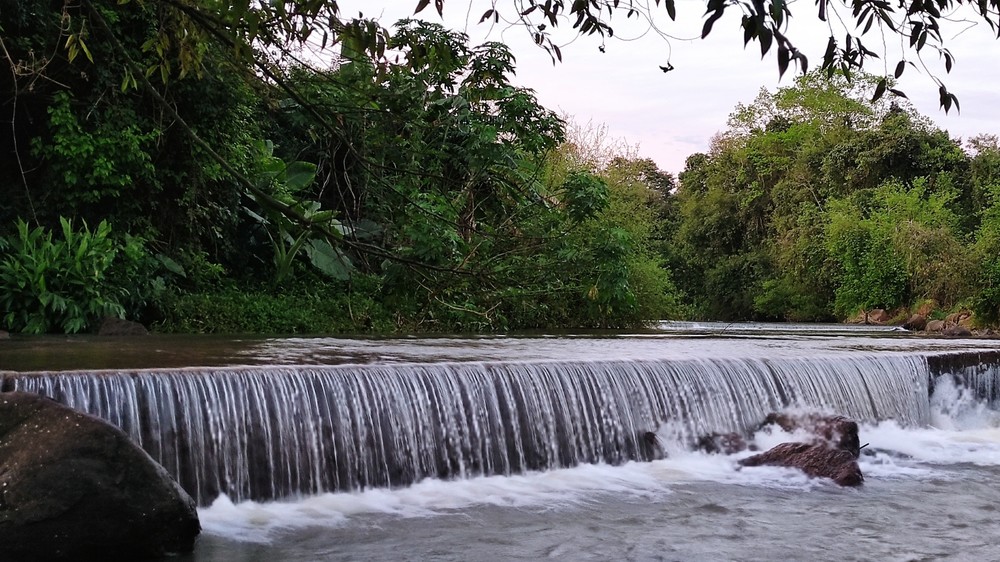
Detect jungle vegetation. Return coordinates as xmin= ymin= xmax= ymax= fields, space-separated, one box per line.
xmin=2 ymin=0 xmax=1000 ymax=334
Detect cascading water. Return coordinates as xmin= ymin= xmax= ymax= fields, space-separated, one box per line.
xmin=928 ymin=350 xmax=1000 ymax=406
xmin=3 ymin=354 xmax=931 ymax=505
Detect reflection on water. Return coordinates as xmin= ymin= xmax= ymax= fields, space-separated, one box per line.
xmin=2 ymin=325 xmax=998 ymax=373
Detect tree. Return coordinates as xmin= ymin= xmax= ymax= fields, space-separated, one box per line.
xmin=7 ymin=0 xmax=984 ymax=120
xmin=90 ymin=0 xmax=997 ymax=111
xmin=670 ymin=70 xmax=979 ymax=321
xmin=456 ymin=0 xmax=980 ymax=110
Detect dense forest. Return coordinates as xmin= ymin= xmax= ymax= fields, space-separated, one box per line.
xmin=3 ymin=0 xmax=1000 ymax=334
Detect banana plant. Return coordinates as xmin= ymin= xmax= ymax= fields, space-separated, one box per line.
xmin=244 ymin=141 xmax=353 ymax=285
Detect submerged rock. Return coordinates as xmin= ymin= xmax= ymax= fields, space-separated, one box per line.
xmin=640 ymin=431 xmax=665 ymax=460
xmin=0 ymin=392 xmax=200 ymax=561
xmin=97 ymin=316 xmax=149 ymax=336
xmin=738 ymin=442 xmax=864 ymax=486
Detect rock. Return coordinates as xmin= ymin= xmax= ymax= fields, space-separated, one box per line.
xmin=867 ymin=309 xmax=891 ymax=324
xmin=915 ymin=300 xmax=938 ymax=317
xmin=943 ymin=325 xmax=972 ymax=337
xmin=738 ymin=442 xmax=864 ymax=486
xmin=639 ymin=431 xmax=665 ymax=460
xmin=0 ymin=392 xmax=199 ymax=561
xmin=97 ymin=316 xmax=149 ymax=336
xmin=696 ymin=432 xmax=754 ymax=455
xmin=901 ymin=314 xmax=927 ymax=331
xmin=959 ymin=313 xmax=976 ymax=328
xmin=0 ymin=330 xmax=8 ymax=339
xmin=926 ymin=319 xmax=946 ymax=333
xmin=759 ymin=412 xmax=861 ymax=458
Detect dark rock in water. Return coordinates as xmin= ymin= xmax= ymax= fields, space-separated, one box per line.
xmin=760 ymin=412 xmax=861 ymax=458
xmin=696 ymin=432 xmax=755 ymax=455
xmin=639 ymin=431 xmax=665 ymax=460
xmin=97 ymin=316 xmax=149 ymax=336
xmin=0 ymin=392 xmax=200 ymax=561
xmin=738 ymin=442 xmax=864 ymax=486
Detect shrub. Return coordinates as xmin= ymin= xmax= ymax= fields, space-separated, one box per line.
xmin=156 ymin=279 xmax=392 ymax=334
xmin=0 ymin=217 xmax=124 ymax=333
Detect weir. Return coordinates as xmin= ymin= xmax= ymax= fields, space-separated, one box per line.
xmin=928 ymin=350 xmax=1000 ymax=406
xmin=0 ymin=353 xmax=948 ymax=505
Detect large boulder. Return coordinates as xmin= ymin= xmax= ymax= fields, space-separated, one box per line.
xmin=0 ymin=392 xmax=200 ymax=561
xmin=738 ymin=442 xmax=864 ymax=486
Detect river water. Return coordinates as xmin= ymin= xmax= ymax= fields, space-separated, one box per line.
xmin=4 ymin=323 xmax=1000 ymax=561
xmin=184 ymin=383 xmax=1000 ymax=561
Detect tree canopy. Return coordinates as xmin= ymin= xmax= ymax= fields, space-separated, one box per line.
xmin=40 ymin=0 xmax=996 ymax=111
xmin=4 ymin=0 xmax=1000 ymax=335
xmin=0 ymin=2 xmax=682 ymax=333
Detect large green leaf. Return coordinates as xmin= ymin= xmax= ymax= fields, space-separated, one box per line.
xmin=304 ymin=239 xmax=352 ymax=281
xmin=284 ymin=161 xmax=317 ymax=192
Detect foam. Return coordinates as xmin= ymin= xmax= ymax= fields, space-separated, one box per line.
xmin=200 ymin=378 xmax=1000 ymax=543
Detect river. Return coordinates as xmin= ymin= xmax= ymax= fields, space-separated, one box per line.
xmin=3 ymin=323 xmax=1000 ymax=561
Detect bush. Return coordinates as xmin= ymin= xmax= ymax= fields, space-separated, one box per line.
xmin=0 ymin=218 xmax=124 ymax=333
xmin=156 ymin=279 xmax=392 ymax=334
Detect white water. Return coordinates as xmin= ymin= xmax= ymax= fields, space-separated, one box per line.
xmin=184 ymin=376 xmax=1000 ymax=561
xmin=6 ymin=354 xmax=933 ymax=503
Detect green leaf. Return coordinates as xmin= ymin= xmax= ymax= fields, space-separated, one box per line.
xmin=304 ymin=239 xmax=353 ymax=280
xmin=283 ymin=161 xmax=317 ymax=192
xmin=156 ymin=254 xmax=187 ymax=277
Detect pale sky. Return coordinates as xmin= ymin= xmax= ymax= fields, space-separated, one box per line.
xmin=336 ymin=1 xmax=1000 ymax=174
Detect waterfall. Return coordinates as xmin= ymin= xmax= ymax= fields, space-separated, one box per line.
xmin=928 ymin=350 xmax=1000 ymax=406
xmin=3 ymin=354 xmax=930 ymax=505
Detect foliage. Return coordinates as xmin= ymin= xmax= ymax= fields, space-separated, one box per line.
xmin=87 ymin=0 xmax=989 ymax=113
xmin=972 ymin=162 xmax=1000 ymax=323
xmin=823 ymin=196 xmax=909 ymax=316
xmin=243 ymin=141 xmax=352 ymax=286
xmin=671 ymin=71 xmax=978 ymax=322
xmin=0 ymin=218 xmax=124 ymax=334
xmin=7 ymin=2 xmax=1000 ymax=334
xmin=29 ymin=92 xmax=157 ymax=214
xmin=156 ymin=278 xmax=393 ymax=334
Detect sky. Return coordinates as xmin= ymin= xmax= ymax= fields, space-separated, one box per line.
xmin=335 ymin=1 xmax=1000 ymax=175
